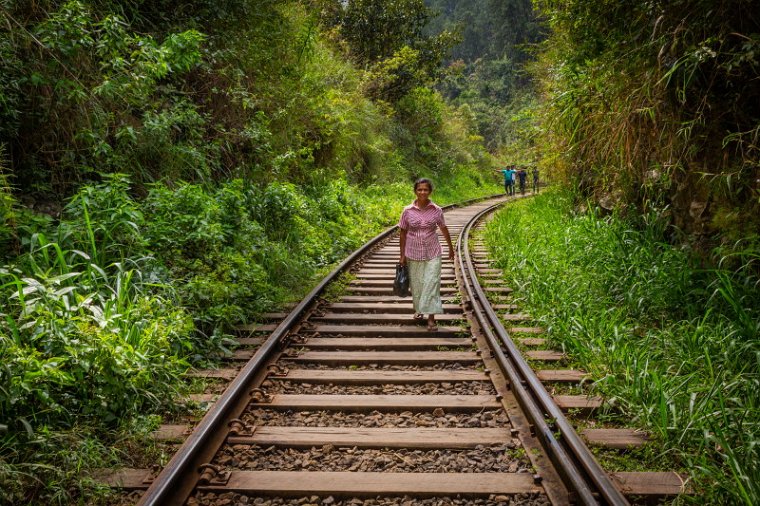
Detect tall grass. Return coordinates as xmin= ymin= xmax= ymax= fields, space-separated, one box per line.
xmin=531 ymin=0 xmax=760 ymax=256
xmin=483 ymin=190 xmax=760 ymax=504
xmin=0 ymin=210 xmax=194 ymax=503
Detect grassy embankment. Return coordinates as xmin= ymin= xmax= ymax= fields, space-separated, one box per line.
xmin=483 ymin=190 xmax=759 ymax=505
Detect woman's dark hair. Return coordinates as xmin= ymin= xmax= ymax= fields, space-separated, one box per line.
xmin=414 ymin=178 xmax=434 ymax=192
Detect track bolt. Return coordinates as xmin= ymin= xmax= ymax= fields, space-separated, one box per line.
xmin=495 ymin=394 xmax=503 ymax=401
xmin=249 ymin=388 xmax=273 ymax=403
xmin=197 ymin=464 xmax=231 ymax=486
xmin=483 ymin=368 xmax=491 ymax=376
xmin=228 ymin=419 xmax=247 ymax=436
xmin=510 ymin=428 xmax=520 ymax=437
xmin=533 ymin=474 xmax=543 ymax=485
xmin=290 ymin=335 xmax=308 ymax=344
xmin=267 ymin=364 xmax=289 ymax=377
xmin=529 ymin=424 xmax=536 ymax=436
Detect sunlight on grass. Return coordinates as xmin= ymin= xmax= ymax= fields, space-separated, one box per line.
xmin=483 ymin=189 xmax=760 ymax=504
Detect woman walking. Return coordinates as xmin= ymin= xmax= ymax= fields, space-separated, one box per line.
xmin=398 ymin=178 xmax=455 ymax=331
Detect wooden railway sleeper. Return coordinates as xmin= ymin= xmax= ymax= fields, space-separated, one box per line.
xmin=140 ymin=465 xmax=161 ymax=487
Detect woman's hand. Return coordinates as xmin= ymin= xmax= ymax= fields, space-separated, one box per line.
xmin=399 ymin=255 xmax=407 ymax=266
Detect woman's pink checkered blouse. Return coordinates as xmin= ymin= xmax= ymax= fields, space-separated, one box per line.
xmin=398 ymin=201 xmax=446 ymax=261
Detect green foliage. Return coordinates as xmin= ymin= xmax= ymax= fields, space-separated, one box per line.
xmin=427 ymin=0 xmax=544 ymax=64
xmin=314 ymin=0 xmax=459 ymax=102
xmin=58 ymin=174 xmax=146 ymax=264
xmin=143 ymin=181 xmax=273 ymax=325
xmin=0 ymin=1 xmax=502 ymax=503
xmin=391 ymin=86 xmax=494 ymax=178
xmin=0 ymin=180 xmax=198 ymax=431
xmin=1 ymin=0 xmax=494 ymax=197
xmin=532 ymin=0 xmax=760 ymax=250
xmin=329 ymin=0 xmax=431 ymax=63
xmin=426 ymin=0 xmax=544 ymax=151
xmin=0 ymin=146 xmax=16 ymax=257
xmin=440 ymin=59 xmax=540 ymax=153
xmin=484 ymin=190 xmax=760 ymax=503
xmin=0 ymin=0 xmax=212 ymax=192
xmin=0 ymin=428 xmax=119 ymax=505
xmin=0 ymin=27 xmax=23 ymax=141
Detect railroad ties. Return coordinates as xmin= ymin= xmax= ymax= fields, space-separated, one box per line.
xmin=205 ymin=201 xmax=547 ymax=503
xmin=468 ymin=235 xmax=690 ymax=501
xmin=102 ymin=196 xmax=690 ymax=505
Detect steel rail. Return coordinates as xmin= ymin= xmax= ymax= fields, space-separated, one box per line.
xmin=138 ymin=227 xmax=400 ymax=506
xmin=456 ymin=202 xmax=629 ymax=506
xmin=137 ymin=195 xmax=498 ymax=506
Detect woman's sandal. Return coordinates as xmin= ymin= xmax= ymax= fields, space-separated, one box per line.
xmin=413 ymin=313 xmax=424 ymax=320
xmin=427 ymin=322 xmax=438 ymax=332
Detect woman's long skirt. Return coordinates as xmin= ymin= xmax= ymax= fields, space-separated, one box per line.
xmin=407 ymin=256 xmax=443 ymax=315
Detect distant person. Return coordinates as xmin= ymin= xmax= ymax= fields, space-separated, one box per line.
xmin=498 ymin=165 xmax=514 ymax=196
xmin=532 ymin=167 xmax=539 ymax=193
xmin=517 ymin=167 xmax=527 ymax=195
xmin=510 ymin=166 xmax=517 ymax=195
xmin=398 ymin=178 xmax=455 ymax=332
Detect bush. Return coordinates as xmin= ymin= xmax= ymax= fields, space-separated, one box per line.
xmin=0 ymin=250 xmax=192 ymax=428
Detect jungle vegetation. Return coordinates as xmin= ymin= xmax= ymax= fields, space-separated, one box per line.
xmin=0 ymin=0 xmax=758 ymax=503
xmin=0 ymin=0 xmax=503 ymax=502
xmin=485 ymin=191 xmax=759 ymax=504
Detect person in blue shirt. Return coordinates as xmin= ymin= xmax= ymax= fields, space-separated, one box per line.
xmin=498 ymin=165 xmax=515 ymax=196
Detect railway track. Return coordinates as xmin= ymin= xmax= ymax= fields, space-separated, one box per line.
xmin=104 ymin=195 xmax=688 ymax=505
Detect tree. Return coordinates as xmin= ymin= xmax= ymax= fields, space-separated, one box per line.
xmin=313 ymin=0 xmax=458 ymax=102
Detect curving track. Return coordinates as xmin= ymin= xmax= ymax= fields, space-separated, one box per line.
xmin=104 ymin=195 xmax=687 ymax=505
